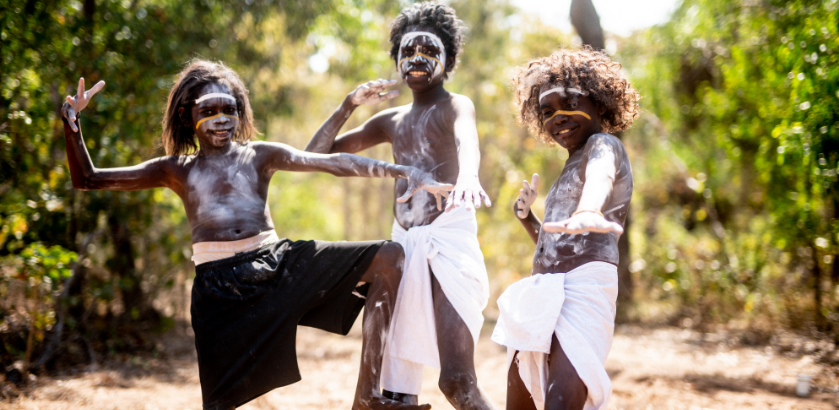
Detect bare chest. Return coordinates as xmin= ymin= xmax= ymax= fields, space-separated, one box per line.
xmin=390 ymin=105 xmax=457 ymax=173
xmin=543 ymin=155 xmax=585 ymax=224
xmin=183 ymin=154 xmax=267 ymax=225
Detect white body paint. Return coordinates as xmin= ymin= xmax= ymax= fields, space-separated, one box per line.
xmin=185 ymin=145 xmax=269 ymax=239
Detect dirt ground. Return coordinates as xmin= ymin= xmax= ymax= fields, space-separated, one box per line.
xmin=2 ymin=321 xmax=837 ymax=410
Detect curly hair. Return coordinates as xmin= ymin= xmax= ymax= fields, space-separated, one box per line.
xmin=161 ymin=59 xmax=257 ymax=156
xmin=389 ymin=1 xmax=465 ymax=79
xmin=511 ymin=46 xmax=640 ymax=143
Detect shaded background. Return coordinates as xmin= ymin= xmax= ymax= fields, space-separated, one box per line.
xmin=1 ymin=0 xmax=838 ymax=376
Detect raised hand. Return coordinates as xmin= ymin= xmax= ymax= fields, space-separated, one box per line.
xmin=514 ymin=173 xmax=539 ymax=219
xmin=62 ymin=77 xmax=105 ymax=132
xmin=397 ymin=168 xmax=454 ymax=211
xmin=445 ymin=177 xmax=492 ymax=212
xmin=542 ymin=210 xmax=624 ymax=235
xmin=349 ymin=79 xmax=400 ymax=106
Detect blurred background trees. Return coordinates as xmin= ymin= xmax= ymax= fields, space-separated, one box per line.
xmin=1 ymin=0 xmax=837 ymax=373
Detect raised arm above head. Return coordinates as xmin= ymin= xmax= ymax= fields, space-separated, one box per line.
xmin=62 ymin=78 xmax=173 ymax=191
xmin=445 ymin=95 xmax=492 ymax=211
xmin=304 ymin=79 xmax=399 ymax=154
xmin=260 ymin=141 xmax=452 ymax=208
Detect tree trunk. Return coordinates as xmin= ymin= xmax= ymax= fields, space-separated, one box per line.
xmin=570 ymin=0 xmax=633 ymax=321
xmin=811 ymin=245 xmax=825 ymax=328
xmin=570 ymin=0 xmax=605 ymax=50
xmin=108 ymin=215 xmax=154 ymax=322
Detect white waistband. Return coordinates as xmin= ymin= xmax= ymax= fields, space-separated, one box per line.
xmin=191 ymin=230 xmax=280 ymax=265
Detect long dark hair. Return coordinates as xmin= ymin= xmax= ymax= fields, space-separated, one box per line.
xmin=161 ymin=59 xmax=257 ymax=156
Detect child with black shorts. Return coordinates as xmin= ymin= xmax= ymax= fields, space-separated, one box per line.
xmin=491 ymin=48 xmax=639 ymax=410
xmin=61 ymin=60 xmax=447 ymax=410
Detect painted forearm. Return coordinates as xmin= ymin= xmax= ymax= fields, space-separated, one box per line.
xmin=455 ymin=137 xmax=481 ymax=183
xmin=577 ymin=162 xmax=616 ymax=213
xmin=62 ymin=116 xmax=98 ymax=190
xmin=305 ymin=96 xmax=357 ymax=154
xmin=515 ymin=205 xmax=542 ymax=244
xmin=576 ymin=175 xmax=613 ymax=213
xmin=329 ymin=153 xmax=408 ymax=179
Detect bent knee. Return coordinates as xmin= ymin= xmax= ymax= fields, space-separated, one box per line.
xmin=438 ymin=373 xmax=478 ymax=404
xmin=378 ymin=242 xmax=404 ymax=268
xmin=373 ymin=242 xmax=404 ymax=278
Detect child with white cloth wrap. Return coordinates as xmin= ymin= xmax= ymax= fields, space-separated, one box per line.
xmin=492 ymin=47 xmax=640 ymax=410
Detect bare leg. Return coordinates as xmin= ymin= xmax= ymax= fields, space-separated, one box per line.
xmin=506 ymin=351 xmax=538 ymax=410
xmin=545 ymin=335 xmax=587 ymax=410
xmin=431 ymin=274 xmax=496 ymax=410
xmin=353 ymin=242 xmax=431 ymax=410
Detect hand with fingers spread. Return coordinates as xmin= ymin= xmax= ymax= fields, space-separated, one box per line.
xmin=444 ymin=177 xmax=492 ymax=212
xmin=514 ymin=173 xmax=539 ymax=219
xmin=397 ymin=168 xmax=454 ymax=211
xmin=349 ymin=79 xmax=400 ymax=106
xmin=62 ymin=77 xmax=106 ymax=132
xmin=542 ymin=210 xmax=624 ymax=235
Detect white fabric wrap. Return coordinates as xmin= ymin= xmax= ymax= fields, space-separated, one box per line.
xmin=381 ymin=207 xmax=489 ymax=395
xmin=491 ymin=262 xmax=618 ymax=410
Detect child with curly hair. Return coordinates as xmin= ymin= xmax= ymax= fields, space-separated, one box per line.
xmin=61 ymin=60 xmax=450 ymax=410
xmin=491 ymin=47 xmax=639 ymax=410
xmin=305 ymin=2 xmax=495 ymax=409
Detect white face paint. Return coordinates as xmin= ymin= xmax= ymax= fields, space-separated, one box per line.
xmin=195 ymin=92 xmax=237 ymax=104
xmin=397 ymin=31 xmax=447 ymax=79
xmin=538 ymin=86 xmax=588 ymax=103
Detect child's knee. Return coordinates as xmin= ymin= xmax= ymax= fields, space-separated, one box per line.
xmin=438 ymin=372 xmax=476 ymax=403
xmin=376 ymin=242 xmax=405 ymax=277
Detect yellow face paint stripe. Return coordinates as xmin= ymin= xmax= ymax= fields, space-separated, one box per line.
xmin=194 ymin=113 xmax=239 ymax=130
xmin=399 ymin=52 xmax=445 ymax=73
xmin=544 ymin=110 xmax=591 ymax=123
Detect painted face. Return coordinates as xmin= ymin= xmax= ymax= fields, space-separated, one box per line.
xmin=190 ymin=83 xmax=240 ymax=149
xmin=539 ymin=85 xmax=601 ymax=151
xmin=397 ymin=30 xmax=447 ymax=86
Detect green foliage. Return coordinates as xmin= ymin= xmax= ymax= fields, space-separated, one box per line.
xmin=618 ymin=0 xmax=839 ymax=331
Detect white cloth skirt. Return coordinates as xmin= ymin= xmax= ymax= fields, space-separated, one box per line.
xmin=381 ymin=207 xmax=489 ymax=395
xmin=491 ymin=262 xmax=618 ymax=410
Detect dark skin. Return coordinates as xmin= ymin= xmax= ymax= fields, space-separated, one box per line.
xmin=508 ymin=87 xmax=624 ymax=410
xmin=62 ymin=78 xmax=448 ymax=410
xmin=305 ymin=26 xmax=495 ymax=410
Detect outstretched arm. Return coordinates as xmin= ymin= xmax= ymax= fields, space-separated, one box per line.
xmin=445 ymin=96 xmax=492 ymax=211
xmin=514 ymin=174 xmax=541 ymax=244
xmin=63 ymin=78 xmax=172 ymax=191
xmin=305 ymin=79 xmax=398 ymax=154
xmin=261 ymin=142 xmax=452 ymax=207
xmin=543 ymin=137 xmax=624 ymax=234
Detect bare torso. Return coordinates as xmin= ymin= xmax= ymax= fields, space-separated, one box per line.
xmin=532 ymin=133 xmax=633 ymax=274
xmin=382 ymin=97 xmax=461 ymax=228
xmin=166 ymin=143 xmax=275 ymax=243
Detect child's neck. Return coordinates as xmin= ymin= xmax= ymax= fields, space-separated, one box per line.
xmin=567 ymin=134 xmax=594 ymax=157
xmin=411 ymin=82 xmax=449 ymax=107
xmin=198 ymin=141 xmax=239 ymax=157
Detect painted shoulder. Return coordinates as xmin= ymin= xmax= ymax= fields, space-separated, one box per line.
xmin=585 ymin=133 xmax=626 ymax=152
xmin=448 ymin=92 xmax=476 ymax=111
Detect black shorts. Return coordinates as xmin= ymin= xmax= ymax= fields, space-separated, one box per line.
xmin=190 ymin=238 xmax=385 ymax=410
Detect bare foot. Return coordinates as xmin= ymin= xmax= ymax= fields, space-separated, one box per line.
xmin=354 ymin=391 xmax=431 ymax=410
